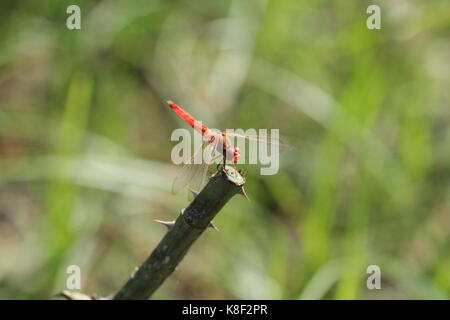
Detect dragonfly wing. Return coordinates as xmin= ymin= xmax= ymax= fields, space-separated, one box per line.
xmin=172 ymin=139 xmax=220 ymax=199
xmin=186 ymin=163 xmax=209 ymax=201
xmin=172 ymin=140 xmax=208 ymax=195
xmin=172 ymin=162 xmax=207 ymax=195
xmin=185 ymin=138 xmax=221 ymax=200
xmin=225 ymin=132 xmax=296 ymax=150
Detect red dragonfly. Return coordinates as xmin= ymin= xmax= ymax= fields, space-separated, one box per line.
xmin=166 ymin=100 xmax=293 ymax=196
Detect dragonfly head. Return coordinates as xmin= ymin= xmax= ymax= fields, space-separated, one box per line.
xmin=232 ymin=147 xmax=241 ymax=163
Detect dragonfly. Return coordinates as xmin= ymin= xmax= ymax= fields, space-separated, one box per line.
xmin=166 ymin=100 xmax=293 ymax=197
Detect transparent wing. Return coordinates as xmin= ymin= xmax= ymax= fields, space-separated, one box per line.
xmin=172 ymin=162 xmax=208 ymax=196
xmin=224 ymin=132 xmax=296 ymax=151
xmin=186 ymin=164 xmax=209 ymax=201
xmin=172 ymin=139 xmax=221 ymax=199
xmin=186 ymin=138 xmax=223 ymax=200
xmin=171 ymin=140 xmax=208 ymax=195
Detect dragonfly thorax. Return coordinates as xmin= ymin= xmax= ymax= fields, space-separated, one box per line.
xmin=204 ymin=129 xmax=240 ymax=163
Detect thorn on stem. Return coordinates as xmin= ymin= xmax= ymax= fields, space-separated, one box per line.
xmin=58 ymin=290 xmax=94 ymax=300
xmin=131 ymin=266 xmax=139 ymax=278
xmin=237 ymin=186 xmax=249 ymax=201
xmin=208 ymin=221 xmax=219 ymax=231
xmin=188 ymin=187 xmax=199 ymax=198
xmin=154 ymin=219 xmax=175 ymax=231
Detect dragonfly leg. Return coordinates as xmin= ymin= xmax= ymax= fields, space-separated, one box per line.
xmin=212 ymin=154 xmax=224 ymax=171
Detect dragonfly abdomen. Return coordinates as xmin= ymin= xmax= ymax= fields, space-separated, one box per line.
xmin=166 ymin=101 xmax=209 ymax=135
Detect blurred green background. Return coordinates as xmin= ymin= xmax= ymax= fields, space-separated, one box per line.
xmin=1 ymin=0 xmax=450 ymax=299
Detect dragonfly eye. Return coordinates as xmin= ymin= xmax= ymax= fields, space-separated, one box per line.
xmin=232 ymin=147 xmax=241 ymax=163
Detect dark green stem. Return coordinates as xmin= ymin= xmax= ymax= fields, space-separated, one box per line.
xmin=113 ymin=166 xmax=245 ymax=300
